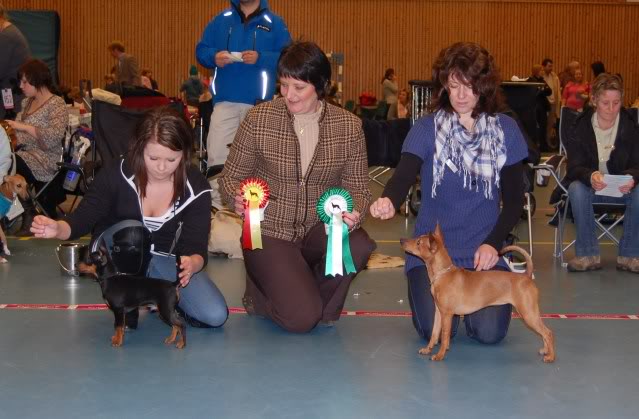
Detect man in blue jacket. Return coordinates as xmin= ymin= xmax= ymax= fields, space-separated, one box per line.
xmin=196 ymin=0 xmax=290 ymax=208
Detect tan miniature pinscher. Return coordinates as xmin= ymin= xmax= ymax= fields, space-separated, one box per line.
xmin=400 ymin=224 xmax=555 ymax=363
xmin=0 ymin=174 xmax=29 ymax=262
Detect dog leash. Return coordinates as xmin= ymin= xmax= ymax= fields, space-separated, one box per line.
xmin=168 ymin=221 xmax=183 ymax=256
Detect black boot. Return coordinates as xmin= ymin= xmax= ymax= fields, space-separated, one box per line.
xmin=15 ymin=196 xmax=36 ymax=237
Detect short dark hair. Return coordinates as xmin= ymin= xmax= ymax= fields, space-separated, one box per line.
xmin=542 ymin=58 xmax=553 ymax=67
xmin=381 ymin=68 xmax=394 ymax=83
xmin=432 ymin=42 xmax=503 ymax=117
xmin=108 ymin=41 xmax=125 ymax=53
xmin=19 ymin=59 xmax=54 ymax=92
xmin=277 ymin=41 xmax=331 ymax=99
xmin=591 ymin=61 xmax=606 ymax=78
xmin=128 ymin=107 xmax=193 ymax=202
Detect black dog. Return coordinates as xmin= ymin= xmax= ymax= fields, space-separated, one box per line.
xmin=79 ymin=248 xmax=186 ymax=349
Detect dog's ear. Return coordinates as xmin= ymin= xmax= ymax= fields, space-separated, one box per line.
xmin=427 ymin=234 xmax=439 ymax=254
xmin=433 ymin=223 xmax=444 ymax=241
xmin=89 ymin=251 xmax=107 ymax=267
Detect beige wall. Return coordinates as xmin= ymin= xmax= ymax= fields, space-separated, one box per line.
xmin=6 ymin=0 xmax=639 ymax=104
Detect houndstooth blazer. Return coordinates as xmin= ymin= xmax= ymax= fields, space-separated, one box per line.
xmin=219 ymin=97 xmax=371 ymax=242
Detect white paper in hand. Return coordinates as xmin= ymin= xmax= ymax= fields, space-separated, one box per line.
xmin=595 ymin=174 xmax=633 ymax=198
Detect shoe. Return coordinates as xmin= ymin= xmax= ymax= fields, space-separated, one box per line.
xmin=567 ymin=256 xmax=602 ymax=272
xmin=175 ymin=306 xmax=213 ymax=328
xmin=616 ymin=257 xmax=639 ymax=274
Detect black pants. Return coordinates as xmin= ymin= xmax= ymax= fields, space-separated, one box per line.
xmin=15 ymin=155 xmax=64 ymax=218
xmin=407 ymin=264 xmax=512 ymax=344
xmin=243 ymin=223 xmax=376 ymax=333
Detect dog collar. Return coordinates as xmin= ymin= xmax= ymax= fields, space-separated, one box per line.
xmin=430 ymin=264 xmax=455 ymax=283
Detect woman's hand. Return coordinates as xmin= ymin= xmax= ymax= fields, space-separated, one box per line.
xmin=177 ymin=254 xmax=203 ymax=287
xmin=590 ymin=171 xmax=606 ymax=191
xmin=342 ymin=210 xmax=361 ymax=229
xmin=369 ymin=197 xmax=395 ymax=220
xmin=474 ymin=244 xmax=499 ymax=272
xmin=619 ymin=178 xmax=636 ymax=194
xmin=233 ymin=188 xmax=245 ymax=216
xmin=30 ymin=215 xmax=60 ymax=238
xmin=5 ymin=120 xmax=28 ymax=132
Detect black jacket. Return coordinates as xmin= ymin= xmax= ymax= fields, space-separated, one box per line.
xmin=65 ymin=159 xmax=212 ymax=263
xmin=566 ymin=107 xmax=639 ymax=185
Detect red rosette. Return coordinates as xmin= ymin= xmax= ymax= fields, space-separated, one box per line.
xmin=240 ymin=177 xmax=270 ymax=208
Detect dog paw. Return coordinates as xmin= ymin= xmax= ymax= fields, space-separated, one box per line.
xmin=418 ymin=347 xmax=432 ymax=355
xmin=543 ymin=354 xmax=555 ymax=363
xmin=111 ymin=337 xmax=123 ymax=347
xmin=164 ymin=335 xmax=177 ymax=345
xmin=430 ymin=353 xmax=445 ymax=361
xmin=3 ymin=247 xmax=10 ymax=256
xmin=175 ymin=340 xmax=185 ymax=349
xmin=0 ymin=257 xmax=7 ymax=264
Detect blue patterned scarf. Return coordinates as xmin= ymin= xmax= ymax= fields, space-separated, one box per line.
xmin=432 ymin=109 xmax=507 ymax=199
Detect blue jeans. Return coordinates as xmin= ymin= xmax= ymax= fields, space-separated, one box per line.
xmin=407 ymin=265 xmax=512 ymax=345
xmin=568 ymin=181 xmax=639 ymax=257
xmin=147 ymin=254 xmax=228 ymax=328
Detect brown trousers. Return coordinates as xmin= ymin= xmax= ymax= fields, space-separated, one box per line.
xmin=243 ymin=223 xmax=376 ymax=333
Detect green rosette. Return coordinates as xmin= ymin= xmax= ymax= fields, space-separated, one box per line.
xmin=317 ymin=188 xmax=356 ymax=277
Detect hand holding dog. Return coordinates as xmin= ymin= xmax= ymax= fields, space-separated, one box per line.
xmin=474 ymin=244 xmax=498 ymax=271
xmin=369 ymin=197 xmax=395 ymax=220
xmin=177 ymin=254 xmax=203 ymax=287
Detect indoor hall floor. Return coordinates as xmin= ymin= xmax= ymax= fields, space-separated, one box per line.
xmin=0 ymin=181 xmax=638 ymax=419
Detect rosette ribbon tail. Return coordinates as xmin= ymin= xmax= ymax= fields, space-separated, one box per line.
xmin=325 ymin=213 xmax=356 ymax=276
xmin=242 ymin=199 xmax=263 ymax=249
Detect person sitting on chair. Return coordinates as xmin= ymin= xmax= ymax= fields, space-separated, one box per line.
xmin=5 ymin=59 xmax=68 ymax=232
xmin=564 ymin=73 xmax=639 ymax=273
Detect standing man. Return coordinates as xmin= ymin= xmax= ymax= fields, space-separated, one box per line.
xmin=196 ymin=0 xmax=290 ymax=208
xmin=107 ymin=41 xmax=141 ymax=87
xmin=0 ymin=2 xmax=30 ymax=119
xmin=542 ymin=58 xmax=560 ymax=148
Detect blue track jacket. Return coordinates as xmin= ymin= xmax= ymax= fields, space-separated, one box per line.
xmin=196 ymin=0 xmax=291 ymax=105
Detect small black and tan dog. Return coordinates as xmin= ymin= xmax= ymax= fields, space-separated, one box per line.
xmin=78 ymin=248 xmax=186 ymax=349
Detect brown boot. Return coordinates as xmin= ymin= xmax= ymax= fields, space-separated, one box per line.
xmin=616 ymin=257 xmax=639 ymax=274
xmin=567 ymin=256 xmax=602 ymax=272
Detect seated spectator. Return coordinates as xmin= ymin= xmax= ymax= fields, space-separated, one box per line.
xmin=180 ymin=65 xmax=205 ymax=107
xmin=141 ymin=68 xmax=159 ymax=90
xmin=562 ymin=68 xmax=590 ymax=111
xmin=387 ymin=88 xmax=411 ymax=120
xmin=564 ymin=73 xmax=639 ymax=273
xmin=5 ymin=59 xmax=68 ymax=231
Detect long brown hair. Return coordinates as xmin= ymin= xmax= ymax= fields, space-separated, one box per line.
xmin=127 ymin=106 xmax=193 ymax=202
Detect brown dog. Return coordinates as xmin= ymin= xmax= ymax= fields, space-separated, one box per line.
xmin=400 ymin=224 xmax=555 ymax=363
xmin=0 ymin=174 xmax=29 ymax=260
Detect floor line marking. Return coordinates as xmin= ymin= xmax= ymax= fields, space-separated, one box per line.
xmin=374 ymin=240 xmax=617 ymax=246
xmin=1 ymin=304 xmax=637 ymax=320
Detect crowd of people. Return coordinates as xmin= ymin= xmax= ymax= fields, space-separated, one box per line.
xmin=1 ymin=0 xmax=637 ymax=351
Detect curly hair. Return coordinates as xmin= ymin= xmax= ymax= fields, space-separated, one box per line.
xmin=19 ymin=59 xmax=54 ymax=92
xmin=432 ymin=42 xmax=503 ymax=117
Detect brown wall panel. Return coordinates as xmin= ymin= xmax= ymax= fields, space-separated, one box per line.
xmin=5 ymin=0 xmax=639 ymax=104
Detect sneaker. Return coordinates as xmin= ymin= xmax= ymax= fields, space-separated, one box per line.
xmin=567 ymin=256 xmax=602 ymax=272
xmin=616 ymin=257 xmax=639 ymax=274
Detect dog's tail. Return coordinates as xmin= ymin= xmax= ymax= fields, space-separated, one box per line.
xmin=500 ymin=245 xmax=533 ymax=278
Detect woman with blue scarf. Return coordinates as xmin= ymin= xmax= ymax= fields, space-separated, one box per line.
xmin=370 ymin=42 xmax=528 ymax=345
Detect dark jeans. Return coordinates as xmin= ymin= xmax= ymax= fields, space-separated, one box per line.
xmin=242 ymin=223 xmax=376 ymax=333
xmin=407 ymin=264 xmax=512 ymax=344
xmin=15 ymin=155 xmax=65 ymax=218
